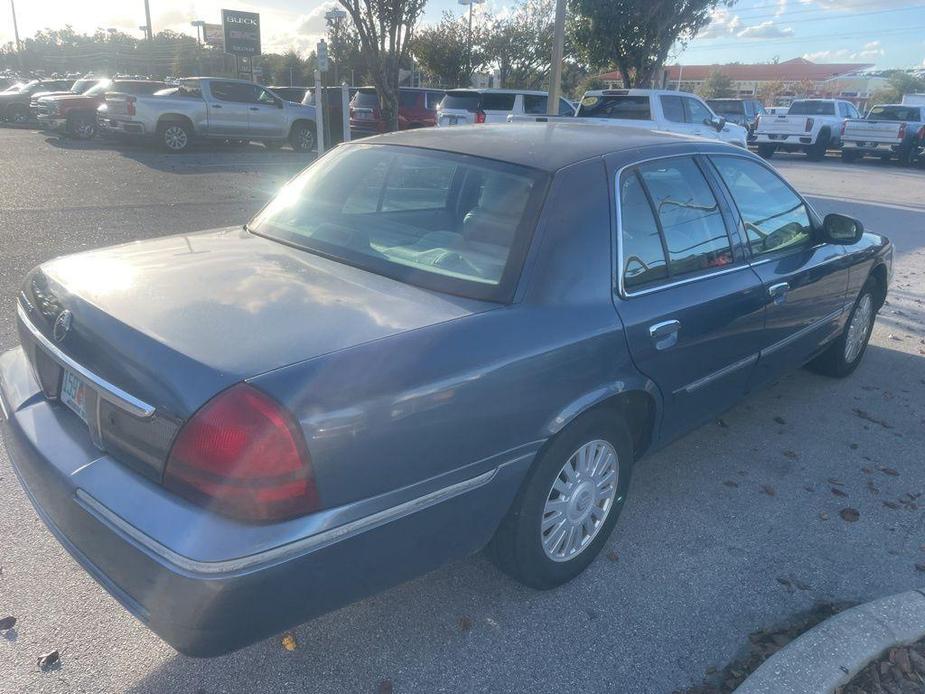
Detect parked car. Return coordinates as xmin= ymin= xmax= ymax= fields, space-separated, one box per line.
xmin=29 ymin=77 xmax=102 ymax=116
xmin=706 ymin=98 xmax=765 ymax=139
xmin=902 ymin=94 xmax=925 ymax=106
xmin=436 ymin=88 xmax=575 ymax=126
xmin=1 ymin=123 xmax=891 ymax=657
xmin=97 ymin=77 xmax=317 ymax=152
xmin=0 ymin=79 xmax=73 ymax=123
xmin=754 ymin=98 xmax=859 ymax=160
xmin=269 ymin=86 xmax=310 ymax=103
xmin=841 ymin=103 xmax=925 ymax=165
xmin=38 ymin=80 xmax=168 ymax=139
xmin=348 ymin=86 xmax=445 ymax=136
xmin=303 ymin=86 xmax=358 ymax=145
xmin=512 ymin=89 xmax=749 ymax=148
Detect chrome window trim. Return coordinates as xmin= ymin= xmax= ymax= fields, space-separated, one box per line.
xmin=614 ymin=151 xmax=748 ymax=299
xmin=16 ymin=301 xmax=155 ymax=419
xmin=74 ymin=462 xmax=507 ymax=577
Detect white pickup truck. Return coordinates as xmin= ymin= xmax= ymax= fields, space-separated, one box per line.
xmin=754 ymin=98 xmax=860 ymax=160
xmin=841 ymin=103 xmax=925 ymax=165
xmin=509 ymin=89 xmax=749 ymax=148
xmin=97 ymin=77 xmax=317 ymax=152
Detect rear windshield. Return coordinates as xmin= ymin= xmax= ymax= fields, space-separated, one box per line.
xmin=353 ymin=88 xmax=379 ymax=107
xmin=867 ymin=105 xmax=921 ymax=121
xmin=440 ymin=91 xmax=480 ymax=111
xmin=578 ymin=95 xmax=651 ymax=120
xmin=249 ymin=145 xmax=547 ymax=302
xmin=707 ymin=100 xmax=745 ymax=115
xmin=787 ymin=101 xmax=835 ymax=116
xmin=481 ymin=93 xmax=516 ymax=111
xmin=83 ymin=80 xmax=114 ymax=96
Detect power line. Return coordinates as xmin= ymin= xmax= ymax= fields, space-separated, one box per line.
xmin=705 ymin=3 xmax=925 ymax=29
xmin=687 ymin=24 xmax=925 ymax=53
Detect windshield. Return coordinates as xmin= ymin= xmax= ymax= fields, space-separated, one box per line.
xmin=248 ymin=145 xmax=547 ymax=302
xmin=708 ymin=101 xmax=745 ymax=115
xmin=83 ymin=80 xmax=113 ymax=96
xmin=788 ymin=101 xmax=835 ymax=116
xmin=867 ymin=105 xmax=921 ymax=121
xmin=71 ymin=79 xmax=97 ymax=93
xmin=577 ymin=95 xmax=651 ymax=120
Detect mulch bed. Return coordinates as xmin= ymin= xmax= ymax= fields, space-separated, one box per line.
xmin=838 ymin=639 xmax=925 ymax=693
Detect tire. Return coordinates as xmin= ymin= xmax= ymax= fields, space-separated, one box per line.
xmin=807 ymin=277 xmax=879 ymax=378
xmin=898 ymin=147 xmax=913 ymax=167
xmin=757 ymin=143 xmax=776 ymax=159
xmin=262 ymin=139 xmax=284 ymax=150
xmin=159 ymin=121 xmax=192 ymax=152
xmin=488 ymin=410 xmax=634 ymax=590
xmin=67 ymin=114 xmax=96 ymax=140
xmin=841 ymin=149 xmax=860 ymax=163
xmin=806 ymin=131 xmax=829 ymax=161
xmin=7 ymin=104 xmax=29 ymax=124
xmin=289 ymin=122 xmax=315 ymax=152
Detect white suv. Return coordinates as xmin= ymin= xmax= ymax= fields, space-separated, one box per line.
xmin=437 ymin=89 xmax=576 ymax=127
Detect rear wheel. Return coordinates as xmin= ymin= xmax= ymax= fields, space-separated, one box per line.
xmin=289 ymin=122 xmax=315 ymax=152
xmin=898 ymin=147 xmax=914 ymax=166
xmin=67 ymin=113 xmax=96 ymax=139
xmin=757 ymin=143 xmax=776 ymax=159
xmin=807 ymin=277 xmax=878 ymax=378
xmin=7 ymin=104 xmax=29 ymax=124
xmin=841 ymin=149 xmax=861 ymax=163
xmin=806 ymin=131 xmax=829 ymax=161
xmin=159 ymin=122 xmax=191 ymax=152
xmin=488 ymin=410 xmax=633 ymax=590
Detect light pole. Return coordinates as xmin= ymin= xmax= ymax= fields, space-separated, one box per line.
xmin=458 ymin=0 xmax=484 ymax=87
xmin=9 ymin=0 xmax=22 ymax=68
xmin=546 ymin=0 xmax=566 ymax=115
xmin=191 ymin=20 xmax=205 ymax=47
xmin=324 ymin=7 xmax=347 ymax=86
xmin=143 ymin=0 xmax=153 ymax=41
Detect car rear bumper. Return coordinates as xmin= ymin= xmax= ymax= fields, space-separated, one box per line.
xmin=0 ymin=346 xmax=529 ymax=656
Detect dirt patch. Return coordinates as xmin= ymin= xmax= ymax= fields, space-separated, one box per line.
xmin=838 ymin=638 xmax=925 ymax=693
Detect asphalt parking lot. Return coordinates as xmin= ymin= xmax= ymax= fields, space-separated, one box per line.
xmin=0 ymin=127 xmax=923 ymax=694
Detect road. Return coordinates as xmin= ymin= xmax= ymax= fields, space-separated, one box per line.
xmin=0 ymin=128 xmax=923 ymax=694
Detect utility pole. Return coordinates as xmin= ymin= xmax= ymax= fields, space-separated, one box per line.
xmin=143 ymin=0 xmax=153 ymax=41
xmin=546 ymin=0 xmax=566 ymax=115
xmin=458 ymin=0 xmax=484 ymax=87
xmin=10 ymin=0 xmax=22 ymax=68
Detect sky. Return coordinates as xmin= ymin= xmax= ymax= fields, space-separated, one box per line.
xmin=2 ymin=0 xmax=924 ymax=69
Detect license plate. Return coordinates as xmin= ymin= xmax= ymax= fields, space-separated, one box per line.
xmin=442 ymin=115 xmax=459 ymax=125
xmin=355 ymin=112 xmax=373 ymax=120
xmin=61 ymin=369 xmax=89 ymax=424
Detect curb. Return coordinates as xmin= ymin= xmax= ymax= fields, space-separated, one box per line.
xmin=734 ymin=589 xmax=925 ymax=693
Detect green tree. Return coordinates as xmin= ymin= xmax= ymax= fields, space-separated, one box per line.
xmin=697 ymin=69 xmax=733 ymax=98
xmin=569 ymin=0 xmax=736 ymax=87
xmin=757 ymin=79 xmax=785 ymax=106
xmin=483 ymin=0 xmax=557 ymax=89
xmin=327 ymin=14 xmax=365 ymax=85
xmin=412 ymin=11 xmax=475 ymax=87
xmin=869 ymin=71 xmax=925 ymax=106
xmin=337 ymin=0 xmax=428 ymax=131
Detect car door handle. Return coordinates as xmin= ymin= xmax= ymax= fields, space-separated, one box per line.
xmin=649 ymin=320 xmax=681 ymax=350
xmin=211 ymin=104 xmax=222 ymax=109
xmin=768 ymin=282 xmax=790 ymax=305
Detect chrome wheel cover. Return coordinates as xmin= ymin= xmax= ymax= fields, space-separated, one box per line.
xmin=845 ymin=293 xmax=873 ymax=364
xmin=541 ymin=439 xmax=619 ymax=562
xmin=297 ymin=127 xmax=314 ymax=150
xmin=164 ymin=126 xmax=188 ymax=151
xmin=75 ymin=120 xmax=94 ymax=138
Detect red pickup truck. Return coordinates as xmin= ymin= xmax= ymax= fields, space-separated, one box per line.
xmin=37 ymin=79 xmax=167 ymax=138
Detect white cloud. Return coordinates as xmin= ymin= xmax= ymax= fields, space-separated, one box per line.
xmin=697 ymin=9 xmax=743 ymax=39
xmin=804 ymin=0 xmax=912 ymax=9
xmin=803 ymin=41 xmax=884 ymax=63
xmin=737 ymin=21 xmax=794 ymax=39
xmin=775 ymin=0 xmax=788 ymax=17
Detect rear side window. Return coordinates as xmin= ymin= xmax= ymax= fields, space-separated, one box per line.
xmin=523 ymin=94 xmax=548 ymax=114
xmin=660 ymin=95 xmax=685 ymax=123
xmin=399 ymin=91 xmax=420 ymax=108
xmin=578 ymin=95 xmax=651 ymax=120
xmin=710 ymin=155 xmax=812 ymax=257
xmin=481 ymin=93 xmax=516 ymax=111
xmin=620 ymin=157 xmax=733 ymax=291
xmin=440 ymin=92 xmax=479 ymax=111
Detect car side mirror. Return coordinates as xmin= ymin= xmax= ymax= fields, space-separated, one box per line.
xmin=708 ymin=115 xmax=726 ymax=131
xmin=822 ymin=213 xmax=863 ymax=244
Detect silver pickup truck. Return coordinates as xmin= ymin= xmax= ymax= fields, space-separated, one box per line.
xmin=841 ymin=103 xmax=925 ymax=165
xmin=97 ymin=77 xmax=317 ymax=152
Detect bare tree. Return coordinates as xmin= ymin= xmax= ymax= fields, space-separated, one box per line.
xmin=337 ymin=0 xmax=428 ymax=131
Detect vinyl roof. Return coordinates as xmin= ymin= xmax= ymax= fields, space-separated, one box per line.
xmin=357 ymin=122 xmax=714 ymax=172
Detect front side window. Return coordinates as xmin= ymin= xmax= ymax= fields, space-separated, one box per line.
xmin=559 ymin=98 xmax=575 ymax=116
xmin=710 ymin=155 xmax=813 ymax=257
xmin=212 ymin=82 xmax=256 ymax=103
xmin=683 ymin=97 xmax=713 ymax=125
xmin=256 ymin=88 xmax=278 ymax=105
xmin=660 ymin=95 xmax=685 ymax=123
xmin=578 ymin=95 xmax=651 ymax=120
xmin=249 ymin=145 xmax=546 ymax=301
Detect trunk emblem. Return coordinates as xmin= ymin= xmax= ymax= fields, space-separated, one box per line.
xmin=53 ymin=310 xmax=73 ymax=343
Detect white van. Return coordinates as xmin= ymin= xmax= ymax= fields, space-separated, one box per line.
xmin=437 ymin=89 xmax=576 ymax=127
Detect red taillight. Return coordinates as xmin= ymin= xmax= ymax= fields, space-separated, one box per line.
xmin=126 ymin=96 xmax=136 ymax=117
xmin=917 ymin=125 xmax=925 ymax=142
xmin=805 ymin=118 xmax=814 ymax=132
xmin=164 ymin=383 xmax=319 ymax=522
xmin=898 ymin=122 xmax=907 ymax=139
xmin=475 ymin=110 xmax=486 ymax=124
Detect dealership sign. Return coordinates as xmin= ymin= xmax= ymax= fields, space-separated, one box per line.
xmin=221 ymin=9 xmax=261 ymax=57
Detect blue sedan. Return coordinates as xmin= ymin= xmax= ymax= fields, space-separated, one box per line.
xmin=0 ymin=123 xmax=891 ymax=656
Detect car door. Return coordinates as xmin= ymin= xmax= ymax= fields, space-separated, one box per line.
xmin=205 ymin=81 xmax=252 ymax=136
xmin=249 ymin=86 xmax=288 ymax=138
xmin=707 ymin=154 xmax=851 ymax=388
xmin=658 ymin=95 xmax=692 ymax=137
xmin=682 ymin=96 xmax=716 ymax=139
xmin=612 ymin=154 xmax=768 ymax=442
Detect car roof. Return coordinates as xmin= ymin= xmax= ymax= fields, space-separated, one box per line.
xmin=355 ymin=122 xmax=736 ymax=172
xmin=445 ymin=88 xmax=549 ymax=96
xmin=585 ymin=89 xmax=697 ymax=97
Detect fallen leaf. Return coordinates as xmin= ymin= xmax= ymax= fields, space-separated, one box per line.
xmin=831 ymin=487 xmax=848 ymax=498
xmin=828 ymin=478 xmax=845 ymax=486
xmin=776 ymin=576 xmax=792 ymax=588
xmin=862 ymin=467 xmax=874 ymax=474
xmin=0 ymin=616 xmax=15 ymax=631
xmin=377 ymin=679 xmax=394 ymax=694
xmin=879 ymin=467 xmax=900 ymax=477
xmin=760 ymin=484 xmax=776 ymax=497
xmin=849 ymin=443 xmax=859 ymax=450
xmin=792 ymin=578 xmax=811 ymax=591
xmin=853 ymin=409 xmax=894 ymax=429
xmin=804 ymin=485 xmax=816 ymax=492
xmin=607 ymin=550 xmax=619 ymax=562
xmin=783 ymin=450 xmax=798 ymax=460
xmin=37 ymin=651 xmax=59 ymax=670
xmin=914 ymin=563 xmax=925 ymax=573
xmin=281 ymin=633 xmax=298 ymax=651
xmin=819 ymin=512 xmax=829 ymax=520
xmin=867 ymin=481 xmax=880 ymax=495
xmin=839 ymin=507 xmax=860 ymax=522
xmin=773 ymin=416 xmax=786 ymax=425
xmin=723 ymin=480 xmax=738 ymax=488
xmin=458 ymin=616 xmax=473 ymax=632
xmin=883 ymin=500 xmax=900 ymax=510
